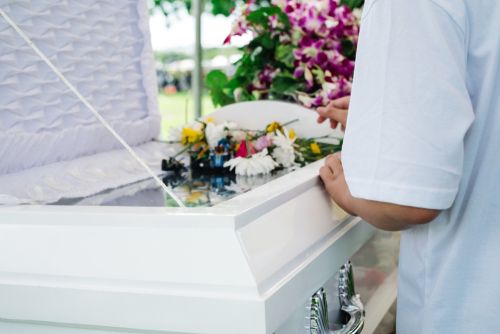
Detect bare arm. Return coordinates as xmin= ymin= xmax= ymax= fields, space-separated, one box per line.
xmin=320 ymin=153 xmax=440 ymax=231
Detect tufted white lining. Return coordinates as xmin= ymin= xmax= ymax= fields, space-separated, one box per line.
xmin=0 ymin=0 xmax=160 ymax=175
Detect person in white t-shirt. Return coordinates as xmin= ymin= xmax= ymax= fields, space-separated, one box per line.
xmin=316 ymin=0 xmax=500 ymax=333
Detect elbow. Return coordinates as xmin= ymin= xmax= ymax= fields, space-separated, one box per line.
xmin=373 ymin=208 xmax=440 ymax=232
xmin=405 ymin=207 xmax=441 ymax=225
xmin=350 ymin=198 xmax=442 ymax=231
xmin=374 ymin=205 xmax=441 ymax=231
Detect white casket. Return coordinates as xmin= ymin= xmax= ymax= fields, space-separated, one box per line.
xmin=0 ymin=1 xmax=397 ymax=333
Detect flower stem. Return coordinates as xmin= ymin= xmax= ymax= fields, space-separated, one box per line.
xmin=282 ymin=118 xmax=300 ymax=127
xmin=173 ymin=145 xmax=191 ymax=158
xmin=245 ymin=134 xmax=252 ymax=158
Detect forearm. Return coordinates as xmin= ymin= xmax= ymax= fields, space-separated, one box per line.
xmin=348 ymin=197 xmax=440 ymax=231
xmin=320 ymin=154 xmax=440 ymax=231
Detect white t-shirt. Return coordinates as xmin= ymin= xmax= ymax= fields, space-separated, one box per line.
xmin=343 ymin=0 xmax=500 ymax=332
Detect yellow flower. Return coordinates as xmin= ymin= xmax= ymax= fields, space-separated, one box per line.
xmin=266 ymin=122 xmax=283 ymax=134
xmin=289 ymin=129 xmax=296 ymax=139
xmin=310 ymin=142 xmax=321 ymax=154
xmin=181 ymin=127 xmax=203 ymax=145
xmin=186 ymin=191 xmax=206 ymax=204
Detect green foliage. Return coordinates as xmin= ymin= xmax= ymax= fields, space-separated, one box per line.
xmin=150 ymin=0 xmax=270 ymax=20
xmin=205 ymin=70 xmax=235 ymax=106
xmin=207 ymin=4 xmax=300 ymax=107
xmin=295 ymin=138 xmax=343 ymax=164
xmin=151 ymin=0 xmax=192 ymax=22
xmin=210 ymin=0 xmax=236 ymax=16
xmin=341 ymin=39 xmax=357 ymax=60
xmin=275 ymin=44 xmax=295 ymax=67
xmin=340 ymin=0 xmax=365 ymax=10
xmin=271 ymin=74 xmax=299 ymax=96
xmin=149 ymin=0 xmax=364 ymax=108
xmin=246 ymin=6 xmax=290 ymax=29
xmin=154 ymin=50 xmax=190 ymax=64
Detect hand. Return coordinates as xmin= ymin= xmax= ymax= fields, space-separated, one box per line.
xmin=316 ymin=96 xmax=350 ymax=131
xmin=319 ymin=152 xmax=356 ymax=216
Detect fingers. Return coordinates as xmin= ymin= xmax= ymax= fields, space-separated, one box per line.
xmin=325 ymin=153 xmax=343 ymax=175
xmin=315 ymin=96 xmax=350 ymax=129
xmin=320 ymin=154 xmax=345 ymax=200
xmin=319 ymin=165 xmax=334 ymax=183
xmin=316 ymin=106 xmax=347 ymax=129
xmin=331 ymin=96 xmax=350 ymax=109
xmin=329 ymin=119 xmax=338 ymax=129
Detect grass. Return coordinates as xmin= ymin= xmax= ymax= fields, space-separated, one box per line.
xmin=158 ymin=92 xmax=216 ymax=139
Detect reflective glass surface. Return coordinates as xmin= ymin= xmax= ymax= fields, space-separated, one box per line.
xmin=51 ymin=169 xmax=290 ymax=207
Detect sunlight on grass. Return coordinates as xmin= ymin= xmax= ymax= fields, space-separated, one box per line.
xmin=158 ymin=92 xmax=216 ymax=139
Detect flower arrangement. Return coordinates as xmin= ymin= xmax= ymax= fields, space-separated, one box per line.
xmin=164 ymin=118 xmax=342 ymax=177
xmin=206 ymin=0 xmax=361 ymax=109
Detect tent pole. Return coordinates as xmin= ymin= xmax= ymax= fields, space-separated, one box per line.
xmin=193 ymin=0 xmax=203 ymax=118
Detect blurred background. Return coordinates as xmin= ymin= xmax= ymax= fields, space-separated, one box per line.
xmin=149 ymin=0 xmax=250 ymax=138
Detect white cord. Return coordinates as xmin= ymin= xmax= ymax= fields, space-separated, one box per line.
xmin=0 ymin=8 xmax=185 ymax=207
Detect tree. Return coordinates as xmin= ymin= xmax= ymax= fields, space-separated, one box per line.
xmin=150 ymin=0 xmax=270 ymax=23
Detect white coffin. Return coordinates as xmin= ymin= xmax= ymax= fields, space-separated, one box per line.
xmin=0 ymin=2 xmax=387 ymax=333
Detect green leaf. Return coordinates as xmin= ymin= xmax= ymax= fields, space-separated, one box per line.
xmin=246 ymin=6 xmax=290 ymax=29
xmin=249 ymin=33 xmax=275 ymax=50
xmin=205 ymin=70 xmax=228 ymax=89
xmin=275 ymin=44 xmax=295 ymax=68
xmin=312 ymin=67 xmax=325 ymax=83
xmin=271 ymin=75 xmax=299 ymax=95
xmin=261 ymin=34 xmax=275 ymax=50
xmin=210 ymin=88 xmax=234 ymax=107
xmin=210 ymin=0 xmax=236 ymax=16
xmin=340 ymin=0 xmax=365 ymax=10
xmin=206 ymin=70 xmax=234 ymax=107
xmin=341 ymin=39 xmax=356 ymax=60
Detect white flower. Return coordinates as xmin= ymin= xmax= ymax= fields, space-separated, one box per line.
xmin=273 ymin=146 xmax=296 ymax=167
xmin=322 ymin=81 xmax=339 ymax=94
xmin=169 ymin=121 xmax=203 ymax=141
xmin=205 ymin=121 xmax=239 ymax=148
xmin=297 ymin=93 xmax=314 ymax=108
xmin=224 ymin=149 xmax=278 ymax=176
xmin=205 ymin=123 xmax=226 ymax=148
xmin=271 ymin=129 xmax=297 ymax=168
xmin=234 ymin=87 xmax=244 ymax=102
xmin=167 ymin=126 xmax=182 ymax=142
xmin=230 ymin=129 xmax=247 ymax=142
xmin=272 ymin=128 xmax=296 ymax=148
xmin=352 ymin=8 xmax=363 ymax=21
xmin=271 ymin=0 xmax=287 ymax=8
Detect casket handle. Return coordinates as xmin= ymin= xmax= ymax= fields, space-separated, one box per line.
xmin=306 ymin=262 xmax=365 ymax=334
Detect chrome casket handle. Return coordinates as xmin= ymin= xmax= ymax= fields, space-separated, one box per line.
xmin=306 ymin=262 xmax=365 ymax=334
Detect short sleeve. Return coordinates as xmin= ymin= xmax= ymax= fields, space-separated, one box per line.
xmin=342 ymin=0 xmax=474 ymax=209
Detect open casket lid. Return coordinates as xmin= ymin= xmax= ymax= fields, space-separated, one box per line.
xmin=0 ymin=0 xmax=161 ymax=203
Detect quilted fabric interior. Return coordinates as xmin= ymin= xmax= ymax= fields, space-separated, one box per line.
xmin=0 ymin=0 xmax=159 ymax=175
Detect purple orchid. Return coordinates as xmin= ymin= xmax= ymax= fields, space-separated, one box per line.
xmin=224 ymin=0 xmax=359 ymax=107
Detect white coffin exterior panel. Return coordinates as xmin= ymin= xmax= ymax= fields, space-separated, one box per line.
xmin=0 ymin=167 xmax=375 ymax=334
